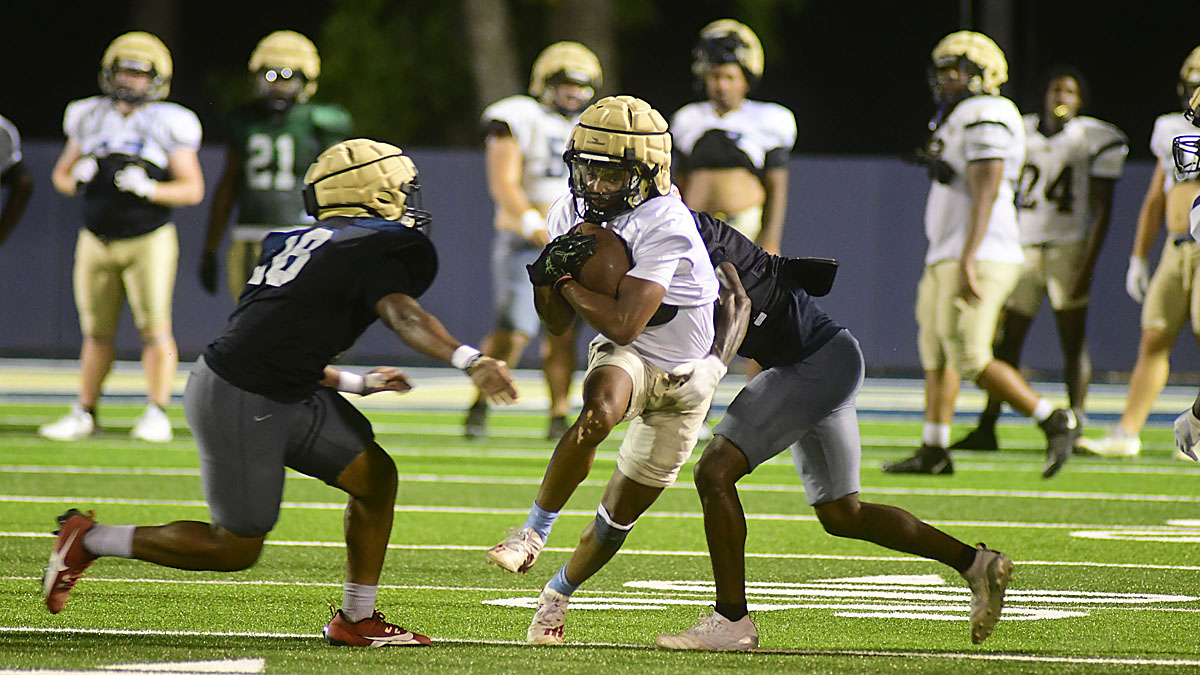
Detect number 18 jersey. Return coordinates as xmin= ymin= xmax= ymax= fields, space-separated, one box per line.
xmin=1016 ymin=114 xmax=1128 ymax=245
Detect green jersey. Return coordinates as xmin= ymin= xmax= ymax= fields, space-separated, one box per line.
xmin=228 ymin=102 xmax=353 ymax=228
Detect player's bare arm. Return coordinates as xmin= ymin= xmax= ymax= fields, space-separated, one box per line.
xmin=960 ymin=158 xmax=1005 ymax=301
xmin=533 ymin=284 xmax=576 ymax=335
xmin=711 ymin=262 xmax=753 ymax=363
xmin=486 ymin=130 xmax=550 ymax=247
xmin=147 ymin=148 xmax=205 ymax=206
xmin=558 ymin=275 xmax=666 ymax=346
xmin=0 ymin=164 xmax=33 ymax=246
xmin=50 ymin=140 xmax=85 ymax=196
xmin=203 ymin=148 xmax=243 ymax=254
xmin=374 ymin=292 xmax=518 ymax=404
xmin=758 ymin=167 xmax=789 ymax=255
xmin=1069 ymin=177 xmax=1117 ymax=298
xmin=1132 ymin=166 xmax=1167 ymax=258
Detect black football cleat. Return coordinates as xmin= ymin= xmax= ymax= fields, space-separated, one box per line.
xmin=1040 ymin=409 xmax=1079 ymax=479
xmin=882 ymin=445 xmax=954 ymax=475
xmin=949 ymin=426 xmax=999 ymax=451
xmin=463 ymin=401 xmax=488 ymax=439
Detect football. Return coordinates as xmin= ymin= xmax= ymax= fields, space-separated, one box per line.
xmin=570 ymin=222 xmax=632 ymax=297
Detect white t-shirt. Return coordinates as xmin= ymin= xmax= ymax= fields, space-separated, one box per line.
xmin=482 ymin=95 xmax=576 ymax=205
xmin=547 ymin=194 xmax=717 ymax=370
xmin=923 ymin=95 xmax=1025 ymax=265
xmin=1150 ymin=112 xmax=1200 ymax=192
xmin=1016 ymin=114 xmax=1128 ymax=245
xmin=671 ymin=99 xmax=797 ymax=171
xmin=63 ymin=96 xmax=202 ymax=170
xmin=0 ymin=114 xmax=21 ymax=175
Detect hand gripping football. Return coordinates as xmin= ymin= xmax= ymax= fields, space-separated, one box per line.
xmin=570 ymin=222 xmax=632 ymax=297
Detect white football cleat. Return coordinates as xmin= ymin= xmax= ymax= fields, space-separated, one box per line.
xmin=130 ymin=405 xmax=173 ymax=443
xmin=526 ymin=585 xmax=569 ymax=645
xmin=1075 ymin=428 xmax=1140 ymax=458
xmin=38 ymin=405 xmax=96 ymax=441
xmin=486 ymin=527 xmax=544 ymax=573
xmin=961 ymin=543 xmax=1013 ymax=644
xmin=655 ymin=609 xmax=759 ymax=651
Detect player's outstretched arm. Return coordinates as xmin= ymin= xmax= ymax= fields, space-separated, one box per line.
xmin=558 ymin=275 xmax=665 ymax=346
xmin=374 ymin=292 xmax=518 ymax=404
xmin=1068 ymin=177 xmax=1116 ymax=299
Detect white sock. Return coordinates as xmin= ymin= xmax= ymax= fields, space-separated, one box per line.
xmin=1031 ymin=399 xmax=1054 ymax=423
xmin=922 ymin=423 xmax=951 ymax=448
xmin=342 ymin=582 xmax=378 ymax=623
xmin=82 ymin=524 xmax=135 ymax=558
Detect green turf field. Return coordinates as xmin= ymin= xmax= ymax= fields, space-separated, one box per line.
xmin=2 ymin=366 xmax=1199 ymax=673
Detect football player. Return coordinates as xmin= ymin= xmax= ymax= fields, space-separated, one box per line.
xmin=951 ymin=66 xmax=1127 ymax=451
xmin=41 ymin=32 xmax=205 ymax=444
xmin=0 ymin=113 xmax=33 ymax=246
xmin=1082 ymin=49 xmax=1200 ymax=460
xmin=201 ymin=30 xmax=353 ymax=300
xmin=656 ymin=214 xmax=1012 ymax=650
xmin=463 ymin=41 xmax=602 ymax=441
xmin=484 ymin=96 xmax=723 ymax=645
xmin=883 ymin=31 xmax=1080 ymax=478
xmin=671 ymin=19 xmax=796 ymax=255
xmin=42 ymin=139 xmax=519 ymax=646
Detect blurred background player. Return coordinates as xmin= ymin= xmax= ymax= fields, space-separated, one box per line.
xmin=671 ymin=19 xmax=796 ymax=256
xmin=463 ymin=41 xmax=602 ymax=440
xmin=200 ymin=30 xmax=353 ymax=299
xmin=951 ymin=66 xmax=1127 ymax=450
xmin=483 ymin=97 xmax=722 ymax=645
xmin=0 ymin=113 xmax=33 ymax=247
xmin=40 ymin=32 xmax=204 ymax=443
xmin=1079 ymin=47 xmax=1200 ymax=459
xmin=883 ymin=31 xmax=1079 ymax=478
xmin=1171 ymin=87 xmax=1200 ymax=463
xmin=42 ymin=139 xmax=519 ymax=647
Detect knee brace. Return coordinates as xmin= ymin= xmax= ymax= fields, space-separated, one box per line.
xmin=593 ymin=503 xmax=634 ymax=552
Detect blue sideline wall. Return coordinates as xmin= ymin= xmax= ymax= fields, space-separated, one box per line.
xmin=0 ymin=142 xmax=1187 ymax=378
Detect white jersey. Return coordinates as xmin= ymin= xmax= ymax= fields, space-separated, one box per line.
xmin=1016 ymin=114 xmax=1128 ymax=245
xmin=0 ymin=114 xmax=21 ymax=175
xmin=63 ymin=96 xmax=202 ymax=170
xmin=482 ymin=95 xmax=576 ymax=205
xmin=1150 ymin=112 xmax=1200 ymax=191
xmin=671 ymin=100 xmax=797 ymax=171
xmin=547 ymin=194 xmax=718 ymax=370
xmin=923 ymin=95 xmax=1025 ymax=265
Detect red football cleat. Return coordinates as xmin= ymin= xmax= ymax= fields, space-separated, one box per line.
xmin=324 ymin=607 xmax=432 ymax=647
xmin=43 ymin=509 xmax=98 ymax=614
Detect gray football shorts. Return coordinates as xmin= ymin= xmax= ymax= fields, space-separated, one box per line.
xmin=491 ymin=230 xmax=541 ymax=336
xmin=183 ymin=357 xmax=374 ymax=537
xmin=714 ymin=329 xmax=864 ymax=506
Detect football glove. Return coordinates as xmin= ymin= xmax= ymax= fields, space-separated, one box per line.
xmin=114 ymin=165 xmax=156 ymax=200
xmin=527 ymin=232 xmax=596 ymax=286
xmin=1125 ymin=256 xmax=1149 ymax=304
xmin=1173 ymin=407 xmax=1200 ymax=461
xmin=71 ymin=156 xmax=98 ymax=186
xmin=199 ymin=252 xmax=218 ymax=295
xmin=668 ymin=355 xmax=727 ymax=409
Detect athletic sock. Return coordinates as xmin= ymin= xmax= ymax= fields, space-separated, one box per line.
xmin=951 ymin=543 xmax=979 ymax=574
xmin=341 ymin=582 xmax=378 ymax=623
xmin=522 ymin=501 xmax=559 ymax=543
xmin=1031 ymin=399 xmax=1053 ymax=423
xmin=922 ymin=423 xmax=951 ymax=448
xmin=81 ymin=524 xmax=134 ymax=558
xmin=547 ymin=564 xmax=579 ymax=597
xmin=715 ymin=601 xmax=748 ymax=622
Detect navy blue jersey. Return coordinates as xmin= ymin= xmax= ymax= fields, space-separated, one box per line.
xmin=203 ymin=216 xmax=438 ymax=402
xmin=692 ymin=211 xmax=841 ymax=367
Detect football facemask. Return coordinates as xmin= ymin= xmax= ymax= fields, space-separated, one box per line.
xmin=1173 ymin=136 xmax=1200 ymax=179
xmin=100 ymin=32 xmax=172 ymax=103
xmin=254 ymin=68 xmax=308 ymax=111
xmin=566 ymin=152 xmax=648 ymax=222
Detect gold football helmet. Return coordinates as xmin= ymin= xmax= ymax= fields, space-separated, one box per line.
xmin=529 ymin=42 xmax=602 ymax=99
xmin=930 ymin=31 xmax=1008 ymax=102
xmin=302 ymin=139 xmax=430 ymax=228
xmin=1179 ymin=46 xmax=1200 ymax=105
xmin=692 ymin=19 xmax=764 ymax=85
xmin=249 ymin=30 xmax=321 ymax=104
xmin=563 ymin=95 xmax=671 ymax=221
xmin=99 ymin=32 xmax=172 ymax=103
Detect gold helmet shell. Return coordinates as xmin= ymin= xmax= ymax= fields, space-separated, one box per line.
xmin=1178 ymin=45 xmax=1200 ymax=103
xmin=931 ymin=30 xmax=1008 ymax=96
xmin=249 ymin=30 xmax=321 ymax=102
xmin=692 ymin=19 xmax=764 ymax=84
xmin=302 ymin=139 xmax=424 ymax=224
xmin=565 ymin=96 xmax=671 ymax=219
xmin=529 ymin=41 xmax=603 ymax=99
xmin=100 ymin=32 xmax=172 ymax=102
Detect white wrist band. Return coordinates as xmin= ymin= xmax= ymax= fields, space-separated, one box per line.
xmin=337 ymin=371 xmax=365 ymax=394
xmin=519 ymin=209 xmax=546 ymax=239
xmin=451 ymin=345 xmax=483 ymax=371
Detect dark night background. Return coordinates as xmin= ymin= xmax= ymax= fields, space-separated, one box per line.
xmin=3 ymin=1 xmax=1198 ymax=157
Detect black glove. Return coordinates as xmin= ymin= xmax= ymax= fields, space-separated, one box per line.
xmin=199 ymin=251 xmax=218 ymax=295
xmin=527 ymin=232 xmax=596 ymax=286
xmin=785 ymin=257 xmax=839 ymax=297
